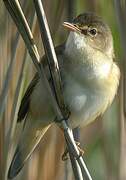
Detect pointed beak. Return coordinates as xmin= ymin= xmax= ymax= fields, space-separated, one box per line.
xmin=63 ymin=22 xmax=81 ymax=33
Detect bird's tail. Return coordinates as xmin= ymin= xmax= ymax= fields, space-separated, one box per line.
xmin=8 ymin=114 xmax=51 ymax=179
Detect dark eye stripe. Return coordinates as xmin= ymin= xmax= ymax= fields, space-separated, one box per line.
xmin=81 ymin=29 xmax=87 ymax=35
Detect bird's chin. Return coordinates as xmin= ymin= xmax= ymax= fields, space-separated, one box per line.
xmin=68 ymin=31 xmax=87 ymax=50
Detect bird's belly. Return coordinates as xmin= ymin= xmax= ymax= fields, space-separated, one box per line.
xmin=63 ymin=83 xmax=109 ymax=128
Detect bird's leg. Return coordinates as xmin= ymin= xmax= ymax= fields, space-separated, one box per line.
xmin=62 ymin=141 xmax=84 ymax=161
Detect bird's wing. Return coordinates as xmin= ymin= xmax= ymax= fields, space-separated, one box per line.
xmin=8 ymin=44 xmax=65 ymax=179
xmin=17 ymin=74 xmax=39 ymax=122
xmin=17 ymin=43 xmax=65 ymax=123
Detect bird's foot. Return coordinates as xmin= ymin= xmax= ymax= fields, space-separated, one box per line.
xmin=62 ymin=141 xmax=84 ymax=161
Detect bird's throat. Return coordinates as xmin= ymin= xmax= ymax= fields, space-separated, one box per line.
xmin=64 ymin=32 xmax=112 ymax=81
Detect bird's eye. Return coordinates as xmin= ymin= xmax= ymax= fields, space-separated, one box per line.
xmin=89 ymin=28 xmax=97 ymax=36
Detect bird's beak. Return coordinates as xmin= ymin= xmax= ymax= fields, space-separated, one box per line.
xmin=63 ymin=22 xmax=81 ymax=33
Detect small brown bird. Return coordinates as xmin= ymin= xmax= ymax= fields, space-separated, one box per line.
xmin=8 ymin=12 xmax=120 ymax=179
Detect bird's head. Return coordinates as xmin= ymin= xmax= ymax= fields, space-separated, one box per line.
xmin=63 ymin=12 xmax=114 ymax=58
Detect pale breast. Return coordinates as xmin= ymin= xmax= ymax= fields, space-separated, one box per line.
xmin=63 ymin=62 xmax=120 ymax=128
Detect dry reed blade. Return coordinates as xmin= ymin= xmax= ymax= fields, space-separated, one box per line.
xmin=0 ymin=32 xmax=20 ymax=122
xmin=114 ymin=1 xmax=126 ymax=179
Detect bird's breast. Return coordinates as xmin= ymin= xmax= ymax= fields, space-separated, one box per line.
xmin=62 ymin=62 xmax=120 ymax=128
xmin=63 ymin=73 xmax=102 ymax=127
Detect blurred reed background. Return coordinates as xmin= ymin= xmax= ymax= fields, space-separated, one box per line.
xmin=0 ymin=0 xmax=125 ymax=180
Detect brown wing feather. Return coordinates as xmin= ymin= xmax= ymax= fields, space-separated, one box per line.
xmin=17 ymin=43 xmax=65 ymax=123
xmin=17 ymin=74 xmax=39 ymax=122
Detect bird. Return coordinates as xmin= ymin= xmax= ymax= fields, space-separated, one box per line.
xmin=8 ymin=12 xmax=120 ymax=179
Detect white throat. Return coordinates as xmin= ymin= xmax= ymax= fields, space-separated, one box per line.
xmin=64 ymin=32 xmax=112 ymax=79
xmin=65 ymin=32 xmax=87 ymax=58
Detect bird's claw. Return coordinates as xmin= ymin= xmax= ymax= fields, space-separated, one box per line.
xmin=62 ymin=141 xmax=84 ymax=161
